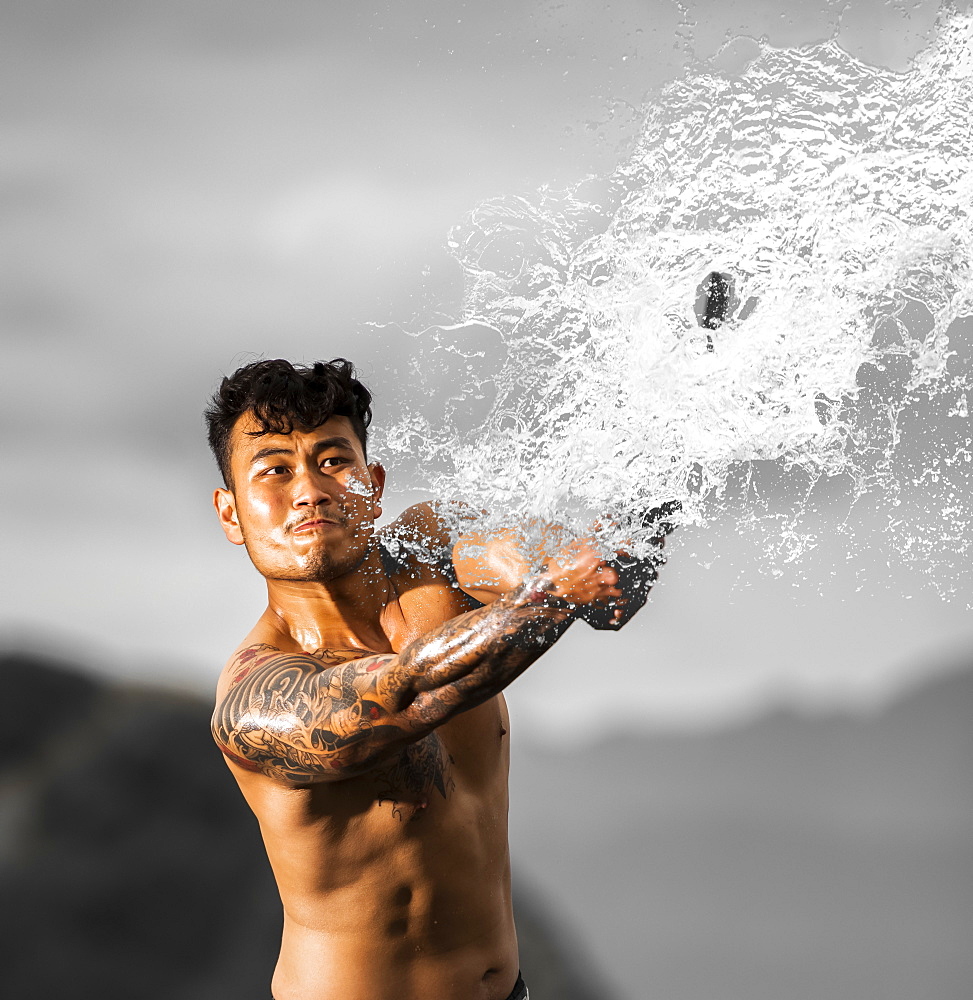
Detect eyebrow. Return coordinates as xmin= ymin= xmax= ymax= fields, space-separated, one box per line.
xmin=248 ymin=437 xmax=358 ymax=467
xmin=249 ymin=447 xmax=292 ymax=466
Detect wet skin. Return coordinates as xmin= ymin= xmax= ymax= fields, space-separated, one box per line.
xmin=212 ymin=413 xmax=626 ymax=1000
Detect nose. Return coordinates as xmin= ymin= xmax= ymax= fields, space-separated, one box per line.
xmin=291 ymin=466 xmax=335 ymax=509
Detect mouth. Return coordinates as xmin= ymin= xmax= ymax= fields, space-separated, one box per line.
xmin=291 ymin=517 xmax=341 ymax=535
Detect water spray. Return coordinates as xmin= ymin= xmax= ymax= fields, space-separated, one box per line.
xmin=380 ymin=9 xmax=973 ymax=597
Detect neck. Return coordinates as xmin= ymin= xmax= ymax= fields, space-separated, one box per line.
xmin=263 ymin=544 xmax=396 ymax=654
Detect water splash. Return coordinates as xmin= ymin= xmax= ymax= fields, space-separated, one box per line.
xmin=378 ymin=9 xmax=973 ymax=582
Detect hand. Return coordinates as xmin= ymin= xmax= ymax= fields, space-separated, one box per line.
xmin=582 ymin=544 xmax=665 ymax=629
xmin=530 ymin=538 xmax=622 ymax=609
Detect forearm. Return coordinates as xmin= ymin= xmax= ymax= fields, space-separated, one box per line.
xmin=456 ymin=506 xmax=678 ymax=628
xmin=452 ymin=523 xmax=563 ymax=603
xmin=393 ymin=576 xmax=576 ymax=728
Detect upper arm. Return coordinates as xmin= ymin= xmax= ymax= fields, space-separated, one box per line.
xmin=211 ymin=648 xmax=416 ymax=785
xmin=380 ymin=501 xmax=453 ymax=563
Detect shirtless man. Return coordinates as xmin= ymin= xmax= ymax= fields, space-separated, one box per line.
xmin=205 ymin=358 xmax=662 ymax=1000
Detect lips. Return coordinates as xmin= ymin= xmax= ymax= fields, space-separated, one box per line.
xmin=291 ymin=517 xmax=339 ymax=534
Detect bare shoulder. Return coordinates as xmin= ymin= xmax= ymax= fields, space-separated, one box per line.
xmin=213 ymin=601 xmax=376 ymax=696
xmin=378 ymin=501 xmax=454 ymax=586
xmin=380 ymin=501 xmax=449 ymax=558
xmin=379 ymin=501 xmax=486 ymax=582
xmin=379 ymin=500 xmax=540 ymax=611
xmin=218 ymin=639 xmax=384 ymax=689
xmin=381 ymin=500 xmax=484 ymax=548
xmin=214 ymin=611 xmax=294 ymax=702
xmin=383 ymin=500 xmax=446 ymax=536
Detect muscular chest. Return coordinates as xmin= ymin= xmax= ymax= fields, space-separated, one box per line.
xmin=361 ymin=695 xmax=508 ymax=818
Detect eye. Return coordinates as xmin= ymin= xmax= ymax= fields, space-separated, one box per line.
xmin=262 ymin=465 xmax=290 ymax=476
xmin=321 ymin=456 xmax=350 ymax=470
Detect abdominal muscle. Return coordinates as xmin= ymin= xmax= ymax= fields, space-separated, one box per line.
xmin=232 ymin=707 xmax=520 ymax=1000
xmin=273 ymin=873 xmax=519 ymax=1000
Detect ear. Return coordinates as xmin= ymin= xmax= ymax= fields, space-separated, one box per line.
xmin=367 ymin=462 xmax=386 ymax=520
xmin=214 ymin=488 xmax=245 ymax=546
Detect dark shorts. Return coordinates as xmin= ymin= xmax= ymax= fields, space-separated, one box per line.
xmin=505 ymin=971 xmax=529 ymax=1000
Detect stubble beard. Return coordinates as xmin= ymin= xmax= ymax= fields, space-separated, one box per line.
xmin=247 ymin=519 xmax=373 ymax=584
xmin=283 ymin=543 xmax=365 ymax=583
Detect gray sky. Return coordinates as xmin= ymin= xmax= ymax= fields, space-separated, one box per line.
xmin=2 ymin=0 xmax=971 ymax=734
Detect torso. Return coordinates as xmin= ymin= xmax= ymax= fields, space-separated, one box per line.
xmin=214 ymin=541 xmax=520 ymax=1000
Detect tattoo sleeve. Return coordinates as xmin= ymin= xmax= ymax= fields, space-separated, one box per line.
xmin=212 ymin=579 xmax=575 ymax=784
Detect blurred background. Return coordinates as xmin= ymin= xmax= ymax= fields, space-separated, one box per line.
xmin=1 ymin=1 xmax=971 ymax=998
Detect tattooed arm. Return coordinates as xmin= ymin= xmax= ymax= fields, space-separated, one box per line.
xmin=213 ymin=542 xmax=619 ymax=785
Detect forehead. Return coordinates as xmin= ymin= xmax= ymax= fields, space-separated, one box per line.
xmin=229 ymin=412 xmax=364 ymax=463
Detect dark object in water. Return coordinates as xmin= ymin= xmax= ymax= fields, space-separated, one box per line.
xmin=585 ymin=500 xmax=681 ymax=630
xmin=686 ymin=461 xmax=705 ymax=495
xmin=641 ymin=498 xmax=682 ymax=536
xmin=698 ymin=271 xmax=732 ymax=351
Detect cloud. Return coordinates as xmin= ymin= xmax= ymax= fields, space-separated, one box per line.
xmin=4 ymin=0 xmax=970 ymax=734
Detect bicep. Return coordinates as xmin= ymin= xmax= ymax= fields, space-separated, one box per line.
xmin=211 ymin=651 xmax=416 ymax=784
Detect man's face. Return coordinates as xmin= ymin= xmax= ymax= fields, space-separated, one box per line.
xmin=214 ymin=412 xmax=385 ymax=583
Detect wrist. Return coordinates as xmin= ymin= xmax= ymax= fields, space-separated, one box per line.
xmin=518 ymin=572 xmax=576 ymax=611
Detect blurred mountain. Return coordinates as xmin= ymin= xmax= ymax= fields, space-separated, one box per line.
xmin=510 ymin=664 xmax=973 ymax=1000
xmin=2 ymin=648 xmax=970 ymax=1000
xmin=0 ymin=650 xmax=601 ymax=1000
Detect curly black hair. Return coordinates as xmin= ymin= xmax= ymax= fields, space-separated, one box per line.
xmin=205 ymin=358 xmax=373 ymax=488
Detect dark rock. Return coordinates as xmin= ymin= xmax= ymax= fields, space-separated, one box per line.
xmin=0 ymin=650 xmax=100 ymax=771
xmin=0 ymin=653 xmax=280 ymax=1000
xmin=0 ymin=651 xmax=602 ymax=1000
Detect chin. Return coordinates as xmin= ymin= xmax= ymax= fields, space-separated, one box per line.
xmin=247 ymin=532 xmax=372 ymax=583
xmin=304 ymin=555 xmax=347 ymax=582
xmin=295 ymin=545 xmax=367 ymax=583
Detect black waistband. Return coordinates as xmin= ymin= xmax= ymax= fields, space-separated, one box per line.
xmin=505 ymin=972 xmax=528 ymax=1000
xmin=271 ymin=971 xmax=527 ymax=1000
